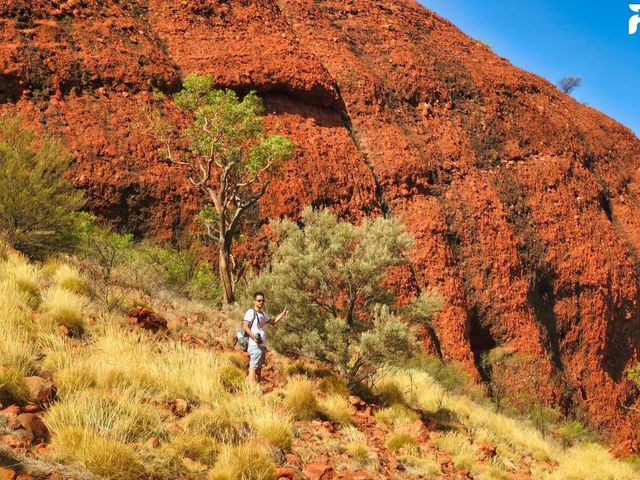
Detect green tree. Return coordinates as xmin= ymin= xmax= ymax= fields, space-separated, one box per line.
xmin=251 ymin=207 xmax=441 ymax=383
xmin=156 ymin=75 xmax=296 ymax=305
xmin=0 ymin=114 xmax=84 ymax=258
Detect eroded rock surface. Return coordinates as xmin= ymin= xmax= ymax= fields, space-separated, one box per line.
xmin=1 ymin=0 xmax=638 ymax=446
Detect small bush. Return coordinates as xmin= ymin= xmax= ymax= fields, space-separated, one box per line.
xmin=318 ymin=374 xmax=351 ymax=397
xmin=39 ymin=287 xmax=87 ymax=336
xmin=0 ymin=367 xmax=30 ymax=405
xmin=627 ymin=364 xmax=640 ymax=389
xmin=208 ymin=443 xmax=277 ymax=480
xmin=282 ymin=377 xmax=319 ymax=421
xmin=374 ymin=403 xmax=419 ymax=427
xmin=52 ymin=427 xmax=146 ymax=480
xmin=0 ymin=114 xmax=84 ymax=258
xmin=181 ymin=408 xmax=247 ymax=444
xmin=385 ymin=430 xmax=417 ymax=452
xmin=318 ymin=394 xmax=353 ymax=425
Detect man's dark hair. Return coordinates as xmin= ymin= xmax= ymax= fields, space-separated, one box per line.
xmin=253 ymin=291 xmax=265 ymax=299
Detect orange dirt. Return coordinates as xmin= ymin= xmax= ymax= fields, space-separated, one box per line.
xmin=1 ymin=0 xmax=638 ymax=448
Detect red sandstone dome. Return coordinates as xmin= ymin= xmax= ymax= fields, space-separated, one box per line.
xmin=1 ymin=0 xmax=638 ymax=448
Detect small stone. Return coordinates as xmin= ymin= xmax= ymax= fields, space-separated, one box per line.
xmin=16 ymin=475 xmax=35 ymax=480
xmin=170 ymin=398 xmax=189 ymax=417
xmin=408 ymin=419 xmax=429 ymax=442
xmin=275 ymin=467 xmax=295 ymax=478
xmin=303 ymin=463 xmax=335 ymax=480
xmin=22 ymin=405 xmax=40 ymax=414
xmin=284 ymin=453 xmax=302 ymax=468
xmin=24 ymin=377 xmax=55 ymax=404
xmin=0 ymin=468 xmax=16 ymax=480
xmin=17 ymin=413 xmax=49 ymax=442
xmin=146 ymin=436 xmax=160 ymax=448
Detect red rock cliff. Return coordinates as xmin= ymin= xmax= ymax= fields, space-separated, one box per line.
xmin=1 ymin=0 xmax=639 ymax=447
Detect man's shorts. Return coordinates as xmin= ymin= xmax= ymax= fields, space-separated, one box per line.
xmin=248 ymin=344 xmax=266 ymax=368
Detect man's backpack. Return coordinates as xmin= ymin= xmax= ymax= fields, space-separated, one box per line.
xmin=235 ymin=309 xmax=258 ymax=352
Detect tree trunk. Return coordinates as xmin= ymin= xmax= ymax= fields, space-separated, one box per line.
xmin=219 ymin=241 xmax=235 ymax=305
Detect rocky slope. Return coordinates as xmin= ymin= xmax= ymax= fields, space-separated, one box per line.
xmin=1 ymin=0 xmax=639 ymax=448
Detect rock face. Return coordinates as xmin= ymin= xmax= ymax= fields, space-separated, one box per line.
xmin=1 ymin=0 xmax=639 ymax=446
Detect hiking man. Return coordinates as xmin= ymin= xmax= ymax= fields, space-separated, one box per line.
xmin=243 ymin=291 xmax=288 ymax=384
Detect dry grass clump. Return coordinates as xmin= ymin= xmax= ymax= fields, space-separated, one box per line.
xmin=0 ymin=283 xmax=38 ymax=375
xmin=251 ymin=410 xmax=294 ymax=450
xmin=282 ymin=376 xmax=320 ymax=421
xmin=374 ymin=403 xmax=419 ymax=427
xmin=54 ymin=365 xmax=98 ymax=399
xmin=318 ymin=374 xmax=351 ymax=397
xmin=219 ymin=364 xmax=245 ymax=393
xmin=208 ymin=443 xmax=276 ymax=480
xmin=433 ymin=431 xmax=477 ymax=471
xmin=374 ymin=377 xmax=408 ymax=406
xmin=51 ymin=427 xmax=146 ymax=480
xmin=181 ymin=408 xmax=247 ymax=444
xmin=0 ymin=254 xmax=41 ymax=308
xmin=546 ymin=443 xmax=639 ymax=479
xmin=0 ymin=367 xmax=30 ymax=405
xmin=385 ymin=430 xmax=418 ymax=453
xmin=318 ymin=394 xmax=353 ymax=424
xmin=401 ymin=451 xmax=441 ymax=477
xmin=343 ymin=426 xmax=375 ymax=465
xmin=39 ymin=286 xmax=87 ymax=336
xmin=61 ymin=326 xmax=231 ymax=403
xmin=52 ymin=264 xmax=86 ymax=294
xmin=148 ymin=434 xmax=218 ymax=479
xmin=46 ymin=388 xmax=167 ymax=443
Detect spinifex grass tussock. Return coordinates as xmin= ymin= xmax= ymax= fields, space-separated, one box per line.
xmin=380 ymin=368 xmax=560 ymax=461
xmin=385 ymin=429 xmax=418 ymax=453
xmin=374 ymin=376 xmax=409 ymax=406
xmin=39 ymin=286 xmax=87 ymax=336
xmin=0 ymin=366 xmax=30 ymax=405
xmin=318 ymin=394 xmax=353 ymax=424
xmin=0 ymin=282 xmax=39 ymax=375
xmin=230 ymin=396 xmax=294 ymax=450
xmin=62 ymin=325 xmax=232 ymax=403
xmin=146 ymin=434 xmax=218 ymax=480
xmin=45 ymin=388 xmax=168 ymax=444
xmin=0 ymin=253 xmax=41 ymax=308
xmin=52 ymin=264 xmax=86 ymax=294
xmin=400 ymin=451 xmax=441 ymax=477
xmin=374 ymin=403 xmax=419 ymax=427
xmin=282 ymin=376 xmax=320 ymax=420
xmin=38 ymin=332 xmax=74 ymax=373
xmin=318 ymin=374 xmax=351 ymax=397
xmin=208 ymin=443 xmax=277 ymax=480
xmin=181 ymin=407 xmax=248 ymax=444
xmin=432 ymin=431 xmax=477 ymax=471
xmin=546 ymin=443 xmax=639 ymax=480
xmin=51 ymin=427 xmax=146 ymax=480
xmin=342 ymin=426 xmax=375 ymax=464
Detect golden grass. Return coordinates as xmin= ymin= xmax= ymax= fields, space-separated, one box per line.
xmin=385 ymin=430 xmax=418 ymax=453
xmin=401 ymin=451 xmax=441 ymax=477
xmin=374 ymin=403 xmax=419 ymax=427
xmin=39 ymin=286 xmax=87 ymax=336
xmin=318 ymin=374 xmax=351 ymax=397
xmin=318 ymin=394 xmax=353 ymax=424
xmin=51 ymin=427 xmax=146 ymax=480
xmin=342 ymin=426 xmax=374 ymax=465
xmin=52 ymin=264 xmax=86 ymax=295
xmin=433 ymin=431 xmax=477 ymax=471
xmin=0 ymin=254 xmax=41 ymax=308
xmin=0 ymin=367 xmax=30 ymax=405
xmin=207 ymin=443 xmax=277 ymax=480
xmin=282 ymin=376 xmax=320 ymax=420
xmin=545 ymin=443 xmax=639 ymax=480
xmin=148 ymin=434 xmax=218 ymax=479
xmin=373 ymin=376 xmax=408 ymax=406
xmin=45 ymin=388 xmax=167 ymax=443
xmin=181 ymin=407 xmax=247 ymax=444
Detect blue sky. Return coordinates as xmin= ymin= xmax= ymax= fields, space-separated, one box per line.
xmin=420 ymin=1 xmax=639 ymax=138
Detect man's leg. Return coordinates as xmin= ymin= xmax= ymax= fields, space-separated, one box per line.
xmin=255 ymin=367 xmax=262 ymax=383
xmin=248 ymin=367 xmax=257 ymax=384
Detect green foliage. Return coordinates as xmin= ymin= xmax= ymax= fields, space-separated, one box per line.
xmin=627 ymin=364 xmax=640 ymax=389
xmin=0 ymin=114 xmax=84 ymax=258
xmin=554 ymin=420 xmax=597 ymax=446
xmin=158 ymin=73 xmax=296 ymax=304
xmin=252 ymin=207 xmax=434 ymax=382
